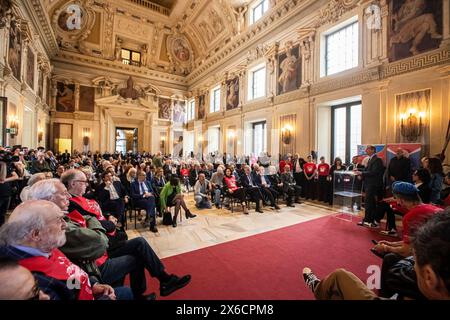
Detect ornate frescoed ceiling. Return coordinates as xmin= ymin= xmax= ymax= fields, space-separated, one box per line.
xmin=42 ymin=0 xmax=244 ymax=76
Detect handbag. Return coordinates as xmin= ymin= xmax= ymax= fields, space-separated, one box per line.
xmin=162 ymin=210 xmax=173 ymax=225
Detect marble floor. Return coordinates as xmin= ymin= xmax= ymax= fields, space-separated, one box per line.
xmin=126 ymin=194 xmax=344 ymax=259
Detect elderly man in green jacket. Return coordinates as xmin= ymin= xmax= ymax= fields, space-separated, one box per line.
xmin=29 ymin=177 xmax=191 ymax=299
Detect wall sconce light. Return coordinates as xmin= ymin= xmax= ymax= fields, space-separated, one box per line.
xmin=8 ymin=115 xmax=19 ymax=138
xmin=37 ymin=127 xmax=44 ymax=143
xmin=400 ymin=108 xmax=424 ymax=142
xmin=160 ymin=135 xmax=166 ymax=150
xmin=227 ymin=129 xmax=235 ymax=139
xmin=281 ymin=124 xmax=293 ymax=144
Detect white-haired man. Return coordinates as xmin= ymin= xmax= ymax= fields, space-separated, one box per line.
xmin=30 ymin=177 xmax=191 ymax=299
xmin=0 ymin=200 xmax=130 ymax=300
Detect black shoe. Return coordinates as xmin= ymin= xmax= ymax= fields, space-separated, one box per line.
xmin=302 ymin=267 xmax=320 ymax=293
xmin=287 ymin=203 xmax=295 ymax=207
xmin=172 ymin=221 xmax=177 ymax=228
xmin=160 ymin=274 xmax=191 ymax=297
xmin=150 ymin=225 xmax=158 ymax=233
xmin=295 ymin=199 xmax=302 ymax=204
xmin=256 ymin=208 xmax=264 ymax=213
xmin=274 ymin=205 xmax=281 ymax=210
xmin=185 ymin=211 xmax=197 ymax=219
xmin=138 ymin=292 xmax=157 ymax=300
xmin=370 ymin=247 xmax=385 ymax=258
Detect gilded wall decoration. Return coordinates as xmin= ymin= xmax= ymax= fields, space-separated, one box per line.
xmin=8 ymin=19 xmax=21 ymax=81
xmin=277 ymin=43 xmax=301 ymax=95
xmin=56 ymin=82 xmax=75 ymax=112
xmin=388 ymin=0 xmax=443 ymax=62
xmin=167 ymin=34 xmax=193 ymax=74
xmin=79 ymin=86 xmax=95 ymax=112
xmin=226 ymin=77 xmax=239 ymax=110
xmin=26 ymin=47 xmax=35 ymax=90
xmin=197 ymin=95 xmax=206 ymax=120
xmin=158 ymin=98 xmax=171 ymax=120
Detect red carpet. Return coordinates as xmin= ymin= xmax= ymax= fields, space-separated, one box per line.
xmin=137 ymin=215 xmax=391 ymax=299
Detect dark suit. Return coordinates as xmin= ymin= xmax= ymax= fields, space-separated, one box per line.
xmin=240 ymin=173 xmax=263 ymax=210
xmin=253 ymin=172 xmax=277 ymax=207
xmin=130 ymin=180 xmax=156 ymax=228
xmin=96 ymin=181 xmax=128 ymax=224
xmin=280 ymin=172 xmax=302 ymax=205
xmin=361 ymin=154 xmax=385 ymax=223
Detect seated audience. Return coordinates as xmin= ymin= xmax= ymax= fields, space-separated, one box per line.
xmin=194 ymin=173 xmax=212 ymax=209
xmin=0 ymin=200 xmax=132 ymax=300
xmin=280 ymin=165 xmax=302 ymax=207
xmin=210 ymin=166 xmax=225 ymax=209
xmin=223 ymin=167 xmax=248 ymax=214
xmin=302 ymin=210 xmax=450 ymax=300
xmin=96 ymin=171 xmax=129 ymax=226
xmin=413 ymin=168 xmax=432 ymax=204
xmin=30 ymin=152 xmax=51 ymax=173
xmin=160 ymin=176 xmax=196 ymax=227
xmin=19 ymin=173 xmax=47 ymax=202
xmin=254 ymin=166 xmax=280 ymax=210
xmin=28 ymin=179 xmax=191 ymax=299
xmin=130 ymin=170 xmax=158 ymax=233
xmin=240 ymin=165 xmax=264 ymax=213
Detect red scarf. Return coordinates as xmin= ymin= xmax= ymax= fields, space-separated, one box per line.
xmin=20 ymin=249 xmax=94 ymax=300
xmin=67 ymin=197 xmax=110 ymax=267
xmin=70 ymin=196 xmax=105 ymax=221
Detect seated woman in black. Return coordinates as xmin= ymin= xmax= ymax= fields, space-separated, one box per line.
xmin=412 ymin=168 xmax=431 ymax=204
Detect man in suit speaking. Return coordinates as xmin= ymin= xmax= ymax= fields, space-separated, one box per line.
xmin=354 ymin=145 xmax=385 ymax=228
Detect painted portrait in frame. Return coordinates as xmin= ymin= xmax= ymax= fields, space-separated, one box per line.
xmin=226 ymin=77 xmax=239 ymax=111
xmin=56 ymin=82 xmax=75 ymax=112
xmin=277 ymin=44 xmax=300 ymax=95
xmin=197 ymin=95 xmax=205 ymax=120
xmin=79 ymin=86 xmax=95 ymax=112
xmin=8 ymin=19 xmax=22 ymax=81
xmin=388 ymin=0 xmax=443 ymax=62
xmin=158 ymin=98 xmax=171 ymax=120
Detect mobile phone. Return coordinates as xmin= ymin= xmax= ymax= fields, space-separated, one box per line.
xmin=371 ymin=240 xmax=378 ymax=245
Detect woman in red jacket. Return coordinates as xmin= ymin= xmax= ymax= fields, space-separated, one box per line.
xmin=223 ymin=167 xmax=248 ymax=214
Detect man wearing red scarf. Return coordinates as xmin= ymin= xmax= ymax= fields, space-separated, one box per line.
xmin=0 ymin=200 xmax=126 ymax=300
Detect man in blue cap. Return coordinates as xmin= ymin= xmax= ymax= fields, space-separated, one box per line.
xmin=371 ymin=181 xmax=442 ymax=258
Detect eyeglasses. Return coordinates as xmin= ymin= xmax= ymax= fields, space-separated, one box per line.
xmin=73 ymin=180 xmax=88 ymax=184
xmin=27 ymin=279 xmax=41 ymax=300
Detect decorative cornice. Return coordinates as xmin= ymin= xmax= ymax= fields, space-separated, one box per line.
xmin=380 ymin=48 xmax=450 ymax=79
xmin=314 ymin=0 xmax=360 ymax=28
xmin=53 ymin=52 xmax=188 ymax=86
xmin=310 ymin=66 xmax=380 ymax=96
xmin=23 ymin=0 xmax=58 ymax=56
xmin=274 ymin=86 xmax=309 ymax=105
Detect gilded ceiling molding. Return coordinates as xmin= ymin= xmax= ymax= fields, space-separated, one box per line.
xmin=22 ymin=0 xmax=58 ymax=56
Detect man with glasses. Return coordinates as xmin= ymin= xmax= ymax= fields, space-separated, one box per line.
xmin=131 ymin=170 xmax=158 ymax=233
xmin=0 ymin=200 xmax=129 ymax=300
xmin=51 ymin=174 xmax=191 ymax=299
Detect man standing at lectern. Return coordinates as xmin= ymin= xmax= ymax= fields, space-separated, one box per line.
xmin=355 ymin=145 xmax=385 ymax=228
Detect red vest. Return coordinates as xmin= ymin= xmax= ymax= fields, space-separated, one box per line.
xmin=20 ymin=248 xmax=94 ymax=300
